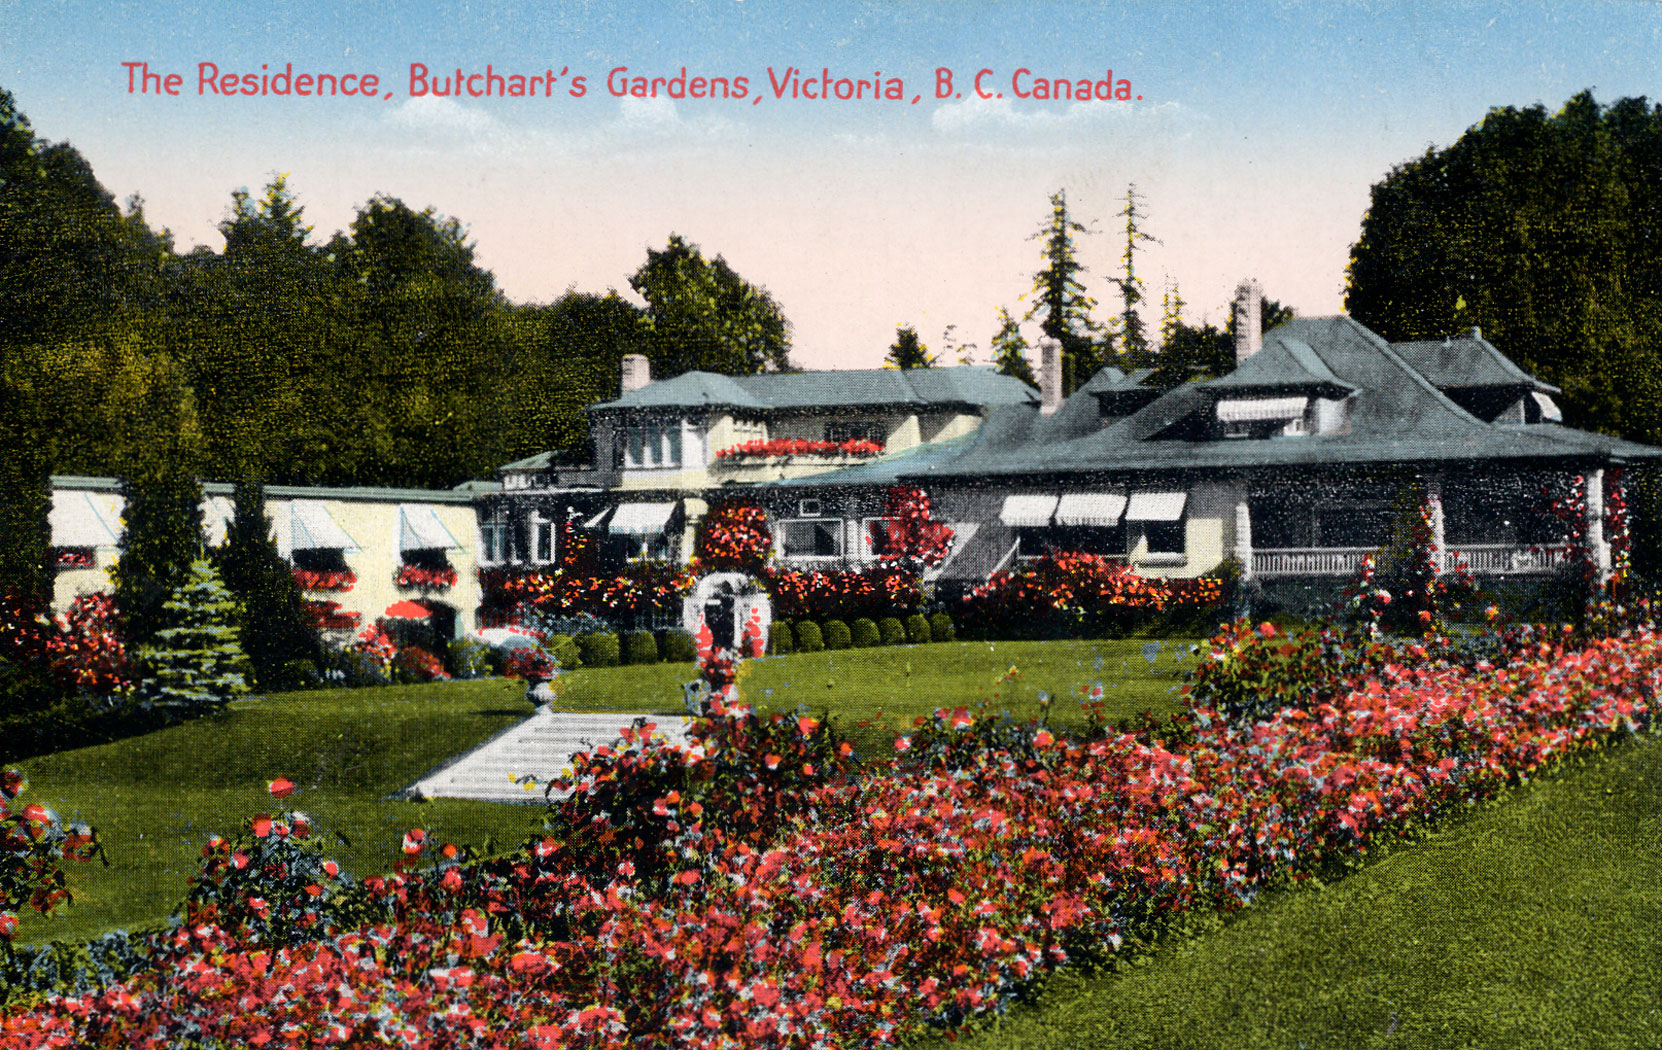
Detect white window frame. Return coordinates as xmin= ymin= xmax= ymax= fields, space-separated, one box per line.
xmin=779 ymin=518 xmax=844 ymax=560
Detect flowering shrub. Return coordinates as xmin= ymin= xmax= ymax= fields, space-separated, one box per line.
xmin=693 ymin=501 xmax=774 ymax=575
xmin=763 ymin=566 xmax=926 ymax=621
xmin=716 ymin=438 xmax=883 ymax=460
xmin=395 ymin=564 xmax=458 ymax=590
xmin=348 ymin=624 xmax=397 ymax=679
xmin=300 ymin=599 xmax=361 ymax=633
xmin=1540 ymin=469 xmax=1648 ymax=632
xmin=184 ymin=779 xmax=352 ymax=947
xmin=46 ymin=594 xmax=132 ymax=697
xmin=0 ymin=769 xmax=97 ymax=942
xmin=874 ymin=486 xmax=954 ymax=576
xmin=5 ymin=629 xmax=1662 ymax=1047
xmin=291 ymin=568 xmax=356 ymax=592
xmin=963 ymin=551 xmax=1225 ymax=638
xmin=1340 ymin=500 xmax=1478 ymax=635
xmin=504 ymin=646 xmax=556 ymax=681
xmin=480 ymin=565 xmax=694 ymax=626
xmin=392 ymin=645 xmax=450 ymax=683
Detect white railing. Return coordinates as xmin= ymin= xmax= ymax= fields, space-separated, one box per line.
xmin=1447 ymin=543 xmax=1574 ymax=575
xmin=1253 ymin=544 xmax=1575 ymax=578
xmin=1253 ymin=547 xmax=1375 ymax=577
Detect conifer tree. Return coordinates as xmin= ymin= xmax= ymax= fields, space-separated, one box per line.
xmin=215 ymin=477 xmax=319 ymax=689
xmin=1024 ymin=190 xmax=1106 ymax=394
xmin=884 ymin=325 xmax=935 ymax=369
xmin=139 ymin=559 xmax=250 ymax=716
xmin=989 ymin=307 xmax=1037 ymax=387
xmin=0 ymin=360 xmax=53 ymax=609
xmin=1114 ymin=184 xmax=1158 ymax=367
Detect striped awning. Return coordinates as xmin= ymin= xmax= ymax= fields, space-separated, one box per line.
xmin=1125 ymin=491 xmax=1188 ymax=522
xmin=50 ymin=491 xmax=122 ymax=548
xmin=1055 ymin=492 xmax=1127 ymax=527
xmin=399 ymin=504 xmax=461 ymax=551
xmin=290 ymin=501 xmax=358 ymax=551
xmin=1216 ymin=396 xmax=1308 ymax=423
xmin=999 ymin=494 xmax=1059 ymax=527
xmin=609 ymin=502 xmax=677 ymax=536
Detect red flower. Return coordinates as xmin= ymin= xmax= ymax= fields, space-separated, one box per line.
xmin=267 ymin=777 xmax=295 ymax=799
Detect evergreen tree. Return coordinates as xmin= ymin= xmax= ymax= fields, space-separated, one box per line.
xmin=1024 ymin=190 xmax=1106 ymax=395
xmin=0 ymin=359 xmax=54 ymax=608
xmin=989 ymin=307 xmax=1037 ymax=386
xmin=138 ymin=559 xmax=250 ymax=716
xmin=885 ymin=325 xmax=935 ymax=369
xmin=215 ymin=477 xmax=319 ymax=690
xmin=1114 ymin=184 xmax=1158 ymax=367
xmin=113 ymin=361 xmax=205 ymax=646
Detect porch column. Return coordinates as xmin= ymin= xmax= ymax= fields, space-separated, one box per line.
xmin=1425 ymin=475 xmax=1446 ymax=575
xmin=1233 ymin=492 xmax=1254 ymax=580
xmin=1586 ymin=468 xmax=1612 ymax=584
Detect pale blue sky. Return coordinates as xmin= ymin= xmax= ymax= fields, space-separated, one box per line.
xmin=4 ymin=1 xmax=1659 ymax=368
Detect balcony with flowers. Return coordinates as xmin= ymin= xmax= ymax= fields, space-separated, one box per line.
xmin=395 ymin=562 xmax=459 ymax=591
xmin=710 ymin=437 xmax=886 ymax=484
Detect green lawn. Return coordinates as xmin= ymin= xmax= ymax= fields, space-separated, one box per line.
xmin=559 ymin=638 xmax=1197 ymax=761
xmin=919 ymin=732 xmax=1662 ymax=1050
xmin=14 ymin=638 xmax=1192 ymax=945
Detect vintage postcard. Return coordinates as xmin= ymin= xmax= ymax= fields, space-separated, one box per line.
xmin=1 ymin=2 xmax=1658 ymax=1047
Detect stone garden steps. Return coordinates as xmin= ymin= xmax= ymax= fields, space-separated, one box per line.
xmin=403 ymin=709 xmax=692 ymax=804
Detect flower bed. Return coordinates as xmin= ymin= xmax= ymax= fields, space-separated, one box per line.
xmin=3 ymin=626 xmax=1658 ymax=1047
xmin=715 ymin=438 xmax=883 ymax=461
xmin=763 ymin=566 xmax=926 ymax=621
xmin=50 ymin=549 xmax=94 ymax=570
xmin=479 ymin=565 xmax=695 ymax=626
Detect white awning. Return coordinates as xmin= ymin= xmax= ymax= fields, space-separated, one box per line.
xmin=999 ymin=494 xmax=1059 ymax=527
xmin=201 ymin=495 xmax=237 ymax=547
xmin=1531 ymin=391 xmax=1563 ymax=422
xmin=609 ymin=502 xmax=677 ymax=536
xmin=50 ymin=491 xmax=121 ymax=548
xmin=1216 ymin=396 xmax=1308 ymax=423
xmin=1125 ymin=491 xmax=1188 ymax=522
xmin=1055 ymin=492 xmax=1127 ymax=527
xmin=398 ymin=504 xmax=461 ymax=551
xmin=290 ymin=501 xmax=358 ymax=551
xmin=584 ymin=506 xmax=614 ymax=530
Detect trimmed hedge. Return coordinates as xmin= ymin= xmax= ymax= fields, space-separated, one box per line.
xmin=878 ymin=617 xmax=907 ymax=646
xmin=823 ymin=619 xmax=852 ymax=650
xmin=770 ymin=621 xmax=795 ymax=655
xmin=904 ymin=613 xmax=931 ymax=644
xmin=549 ymin=633 xmax=581 ymax=671
xmin=660 ymin=629 xmax=697 ymax=664
xmin=795 ymin=621 xmax=824 ymax=653
xmin=850 ymin=617 xmax=880 ymax=648
xmin=929 ymin=612 xmax=955 ymax=643
xmin=622 ymin=629 xmax=659 ymax=665
xmin=575 ymin=631 xmax=619 ymax=668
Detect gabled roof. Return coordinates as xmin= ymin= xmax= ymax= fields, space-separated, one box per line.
xmin=588 ymin=365 xmax=1037 ymax=414
xmin=1390 ymin=334 xmax=1560 ymax=393
xmin=889 ymin=316 xmax=1662 ymax=481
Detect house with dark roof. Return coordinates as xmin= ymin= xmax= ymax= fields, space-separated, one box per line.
xmin=487 ymin=280 xmax=1659 ymax=611
xmin=481 ymin=358 xmax=1037 ymax=579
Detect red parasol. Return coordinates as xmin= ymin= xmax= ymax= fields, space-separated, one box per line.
xmin=382 ymin=600 xmax=431 ymax=620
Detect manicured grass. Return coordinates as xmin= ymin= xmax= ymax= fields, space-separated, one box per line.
xmin=556 ymin=639 xmax=1198 ymax=761
xmin=14 ymin=680 xmax=566 ymax=945
xmin=920 ymin=733 xmax=1662 ymax=1050
xmin=14 ymin=639 xmax=1192 ymax=945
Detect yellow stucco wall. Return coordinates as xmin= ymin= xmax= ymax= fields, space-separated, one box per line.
xmin=1129 ymin=483 xmax=1229 ymax=580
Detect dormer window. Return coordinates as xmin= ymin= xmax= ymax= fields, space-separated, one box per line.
xmin=1216 ymin=396 xmax=1310 ymax=438
xmin=825 ymin=421 xmax=885 ymax=445
xmin=620 ymin=422 xmax=683 ymax=469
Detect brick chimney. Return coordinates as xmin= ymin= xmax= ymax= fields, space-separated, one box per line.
xmin=1038 ymin=337 xmax=1063 ymax=416
xmin=621 ymin=354 xmax=652 ymax=393
xmin=1233 ymin=278 xmax=1263 ymax=364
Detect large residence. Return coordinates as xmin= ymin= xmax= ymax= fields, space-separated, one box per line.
xmin=46 ymin=280 xmax=1662 ymax=635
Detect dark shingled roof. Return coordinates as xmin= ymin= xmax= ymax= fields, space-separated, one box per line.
xmin=589 ymin=365 xmax=1037 ymax=413
xmin=894 ymin=316 xmax=1662 ymax=481
xmin=1390 ymin=335 xmax=1560 ymax=393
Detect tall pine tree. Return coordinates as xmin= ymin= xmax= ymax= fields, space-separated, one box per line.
xmin=1024 ymin=190 xmax=1106 ymax=395
xmin=989 ymin=307 xmax=1037 ymax=387
xmin=215 ymin=476 xmax=319 ymax=690
xmin=885 ymin=325 xmax=935 ymax=369
xmin=1114 ymin=184 xmax=1158 ymax=367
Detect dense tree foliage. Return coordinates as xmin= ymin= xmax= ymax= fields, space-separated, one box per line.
xmin=1347 ymin=91 xmax=1662 ymax=445
xmin=629 ymin=234 xmax=792 ymax=378
xmin=989 ymin=307 xmax=1036 ymax=386
xmin=0 ymin=91 xmax=793 ymax=495
xmin=214 ymin=477 xmax=318 ymax=690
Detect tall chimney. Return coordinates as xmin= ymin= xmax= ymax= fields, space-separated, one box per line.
xmin=1038 ymin=337 xmax=1063 ymax=416
xmin=621 ymin=354 xmax=652 ymax=393
xmin=1233 ymin=278 xmax=1263 ymax=364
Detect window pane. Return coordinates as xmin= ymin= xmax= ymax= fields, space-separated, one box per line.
xmin=1145 ymin=522 xmax=1186 ymax=555
xmin=665 ymin=424 xmax=682 ymax=466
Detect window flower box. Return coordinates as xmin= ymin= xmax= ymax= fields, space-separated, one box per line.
xmin=53 ymin=547 xmax=96 ymax=569
xmin=715 ymin=438 xmax=884 ymax=461
xmin=293 ymin=568 xmax=356 ymax=592
xmin=396 ymin=564 xmax=459 ymax=590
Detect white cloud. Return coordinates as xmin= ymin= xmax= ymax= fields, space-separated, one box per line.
xmin=931 ymin=94 xmax=1181 ymax=136
xmin=618 ymin=94 xmax=682 ymax=128
xmin=386 ymin=96 xmax=500 ymax=135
